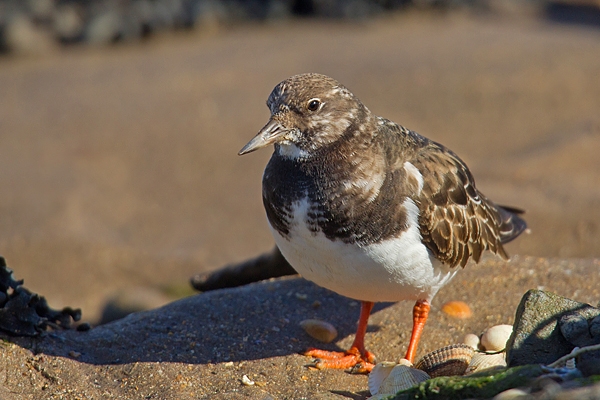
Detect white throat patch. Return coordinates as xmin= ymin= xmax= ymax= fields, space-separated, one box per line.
xmin=277 ymin=143 xmax=311 ymax=160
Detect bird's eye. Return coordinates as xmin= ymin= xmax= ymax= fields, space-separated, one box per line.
xmin=307 ymin=98 xmax=321 ymax=112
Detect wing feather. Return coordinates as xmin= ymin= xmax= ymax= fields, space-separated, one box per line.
xmin=408 ymin=140 xmax=526 ymax=268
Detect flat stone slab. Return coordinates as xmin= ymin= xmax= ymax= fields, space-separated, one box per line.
xmin=2 ymin=256 xmax=600 ymax=399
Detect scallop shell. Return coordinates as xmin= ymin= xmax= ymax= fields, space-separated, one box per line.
xmin=480 ymin=324 xmax=513 ymax=352
xmin=415 ymin=344 xmax=474 ymax=377
xmin=368 ymin=363 xmax=430 ymax=396
xmin=464 ymin=352 xmax=506 ymax=375
xmin=299 ymin=319 xmax=338 ymax=343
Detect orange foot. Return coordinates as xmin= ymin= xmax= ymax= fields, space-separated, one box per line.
xmin=304 ymin=346 xmax=376 ymax=373
xmin=303 ymin=301 xmax=376 ymax=374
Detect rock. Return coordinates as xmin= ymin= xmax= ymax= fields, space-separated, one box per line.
xmin=589 ymin=315 xmax=600 ymax=338
xmin=0 ymin=277 xmax=377 ymax=398
xmin=3 ymin=13 xmax=55 ymax=55
xmin=577 ymin=349 xmax=600 ymax=377
xmin=559 ymin=312 xmax=593 ymax=347
xmin=85 ymin=10 xmax=124 ymax=45
xmin=53 ymin=4 xmax=85 ymax=43
xmin=27 ymin=0 xmax=55 ymax=22
xmin=98 ymin=286 xmax=174 ymax=325
xmin=507 ymin=289 xmax=600 ymax=367
xmin=190 ymin=246 xmax=296 ymax=292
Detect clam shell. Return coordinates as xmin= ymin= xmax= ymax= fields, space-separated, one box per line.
xmin=480 ymin=324 xmax=513 ymax=352
xmin=369 ymin=363 xmax=430 ymax=396
xmin=464 ymin=352 xmax=506 ymax=375
xmin=415 ymin=344 xmax=474 ymax=377
xmin=299 ymin=319 xmax=338 ymax=343
xmin=368 ymin=361 xmax=396 ymax=395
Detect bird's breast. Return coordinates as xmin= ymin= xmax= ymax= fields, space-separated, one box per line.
xmin=262 ymin=153 xmax=413 ymax=247
xmin=268 ymin=196 xmax=457 ymax=303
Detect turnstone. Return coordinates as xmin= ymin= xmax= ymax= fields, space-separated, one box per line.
xmin=239 ymin=73 xmax=526 ymax=372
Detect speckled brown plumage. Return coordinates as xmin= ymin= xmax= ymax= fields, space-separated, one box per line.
xmin=238 ymin=73 xmax=527 ymax=370
xmin=245 ymin=73 xmax=525 ymax=267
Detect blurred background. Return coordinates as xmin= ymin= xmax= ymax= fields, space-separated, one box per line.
xmin=0 ymin=0 xmax=599 ymax=324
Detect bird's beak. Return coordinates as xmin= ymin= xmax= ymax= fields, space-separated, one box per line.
xmin=238 ymin=119 xmax=289 ymax=155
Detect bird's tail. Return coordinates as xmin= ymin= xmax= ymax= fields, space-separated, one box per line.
xmin=496 ymin=205 xmax=528 ymax=244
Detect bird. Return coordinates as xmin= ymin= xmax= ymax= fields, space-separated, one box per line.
xmin=238 ymin=73 xmax=527 ymax=372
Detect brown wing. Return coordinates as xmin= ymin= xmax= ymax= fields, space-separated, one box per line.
xmin=410 ymin=141 xmax=527 ymax=268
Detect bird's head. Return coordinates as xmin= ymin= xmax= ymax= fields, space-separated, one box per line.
xmin=238 ymin=73 xmax=367 ymax=159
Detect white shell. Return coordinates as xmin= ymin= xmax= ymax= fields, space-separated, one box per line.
xmin=368 ymin=364 xmax=430 ymax=396
xmin=492 ymin=388 xmax=530 ymax=399
xmin=368 ymin=362 xmax=397 ymax=395
xmin=480 ymin=324 xmax=513 ymax=352
xmin=464 ymin=352 xmax=507 ymax=375
xmin=241 ymin=375 xmax=255 ymax=386
xmin=463 ymin=333 xmax=481 ymax=350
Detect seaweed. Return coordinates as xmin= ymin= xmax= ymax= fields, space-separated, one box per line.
xmin=0 ymin=256 xmax=81 ymax=336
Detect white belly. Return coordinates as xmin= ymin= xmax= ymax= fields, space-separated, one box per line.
xmin=270 ymin=198 xmax=458 ymax=303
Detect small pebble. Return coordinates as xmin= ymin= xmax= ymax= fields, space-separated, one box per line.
xmin=241 ymin=375 xmax=254 ymax=386
xmin=299 ymin=319 xmax=338 ymax=343
xmin=441 ymin=301 xmax=473 ymax=319
xmin=492 ymin=388 xmax=530 ymax=399
xmin=481 ymin=324 xmax=513 ymax=352
xmin=68 ymin=350 xmax=81 ymax=359
xmin=295 ymin=293 xmax=307 ymax=300
xmin=463 ymin=333 xmax=480 ymax=350
xmin=76 ymin=323 xmax=92 ymax=332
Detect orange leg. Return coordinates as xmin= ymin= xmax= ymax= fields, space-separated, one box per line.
xmin=304 ymin=301 xmax=375 ymax=373
xmin=404 ymin=299 xmax=431 ymax=363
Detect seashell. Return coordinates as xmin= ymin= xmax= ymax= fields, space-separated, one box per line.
xmin=368 ymin=361 xmax=397 ymax=395
xmin=492 ymin=388 xmax=530 ymax=400
xmin=241 ymin=374 xmax=255 ymax=386
xmin=415 ymin=344 xmax=474 ymax=377
xmin=299 ymin=319 xmax=338 ymax=343
xmin=463 ymin=333 xmax=481 ymax=350
xmin=369 ymin=363 xmax=430 ymax=396
xmin=480 ymin=324 xmax=513 ymax=352
xmin=464 ymin=352 xmax=506 ymax=375
xmin=441 ymin=301 xmax=473 ymax=319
